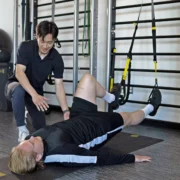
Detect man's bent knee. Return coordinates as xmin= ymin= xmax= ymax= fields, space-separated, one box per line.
xmin=80 ymin=73 xmax=94 ymax=83
xmin=77 ymin=73 xmax=95 ymax=89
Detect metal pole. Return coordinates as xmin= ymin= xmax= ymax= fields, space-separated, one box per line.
xmin=90 ymin=0 xmax=98 ymax=78
xmin=90 ymin=0 xmax=95 ymax=75
xmin=73 ymin=0 xmax=79 ymax=93
xmin=105 ymin=0 xmax=113 ymax=111
xmin=52 ymin=0 xmax=55 ymax=22
xmin=13 ymin=0 xmax=18 ymax=70
xmin=31 ymin=0 xmax=35 ymax=40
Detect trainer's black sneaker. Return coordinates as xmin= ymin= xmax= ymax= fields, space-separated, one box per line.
xmin=148 ymin=87 xmax=162 ymax=116
xmin=109 ymin=83 xmax=121 ymax=110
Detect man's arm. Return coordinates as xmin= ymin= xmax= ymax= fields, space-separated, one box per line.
xmin=15 ymin=65 xmax=49 ymax=112
xmin=44 ymin=143 xmax=151 ymax=167
xmin=55 ymin=78 xmax=70 ymax=120
xmin=16 ymin=64 xmax=37 ymax=97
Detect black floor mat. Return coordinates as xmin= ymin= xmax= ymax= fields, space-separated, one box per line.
xmin=0 ymin=132 xmax=163 ymax=180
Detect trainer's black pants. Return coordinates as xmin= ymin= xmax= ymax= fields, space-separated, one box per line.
xmin=5 ymin=82 xmax=46 ymax=130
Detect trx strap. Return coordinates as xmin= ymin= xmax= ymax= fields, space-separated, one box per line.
xmin=25 ymin=0 xmax=31 ymax=40
xmin=148 ymin=0 xmax=160 ymax=102
xmin=119 ymin=2 xmax=143 ymax=105
xmin=21 ymin=0 xmax=26 ymax=40
xmin=110 ymin=46 xmax=116 ymax=91
xmin=151 ymin=0 xmax=158 ymax=87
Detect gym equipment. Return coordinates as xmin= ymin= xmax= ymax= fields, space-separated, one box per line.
xmin=0 ymin=29 xmax=12 ymax=62
xmin=147 ymin=0 xmax=161 ymax=114
xmin=109 ymin=0 xmax=180 ymax=111
xmin=21 ymin=0 xmax=31 ymax=40
xmin=110 ymin=0 xmax=161 ymax=108
xmin=151 ymin=0 xmax=158 ymax=87
xmin=25 ymin=0 xmax=31 ymax=40
xmin=110 ymin=3 xmax=143 ymax=107
xmin=0 ymin=48 xmax=11 ymax=63
xmin=0 ymin=63 xmax=13 ymax=111
xmin=0 ymin=132 xmax=162 ymax=180
xmin=0 ymin=29 xmax=12 ymax=51
xmin=82 ymin=0 xmax=91 ymax=56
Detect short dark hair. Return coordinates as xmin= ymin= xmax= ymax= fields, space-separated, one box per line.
xmin=36 ymin=21 xmax=58 ymax=40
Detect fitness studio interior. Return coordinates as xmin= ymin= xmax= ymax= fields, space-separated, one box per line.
xmin=0 ymin=0 xmax=180 ymax=179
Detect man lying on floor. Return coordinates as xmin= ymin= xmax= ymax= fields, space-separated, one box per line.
xmin=8 ymin=73 xmax=162 ymax=175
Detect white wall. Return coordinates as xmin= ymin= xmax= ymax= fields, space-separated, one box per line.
xmin=0 ymin=0 xmax=14 ymax=38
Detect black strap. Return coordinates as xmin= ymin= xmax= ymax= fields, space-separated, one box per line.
xmin=119 ymin=2 xmax=143 ymax=105
xmin=151 ymin=0 xmax=157 ymax=63
xmin=151 ymin=0 xmax=158 ymax=86
xmin=56 ymin=38 xmax=61 ymax=48
xmin=21 ymin=0 xmax=26 ymax=39
xmin=25 ymin=0 xmax=31 ymax=40
xmin=127 ymin=3 xmax=142 ymax=60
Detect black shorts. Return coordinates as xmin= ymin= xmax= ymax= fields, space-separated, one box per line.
xmin=70 ymin=97 xmax=124 ymax=150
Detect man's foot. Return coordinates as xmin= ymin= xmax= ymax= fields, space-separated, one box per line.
xmin=148 ymin=87 xmax=162 ymax=116
xmin=109 ymin=83 xmax=121 ymax=110
xmin=18 ymin=130 xmax=29 ymax=142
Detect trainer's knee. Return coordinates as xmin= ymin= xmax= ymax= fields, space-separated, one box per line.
xmin=12 ymin=85 xmax=26 ymax=99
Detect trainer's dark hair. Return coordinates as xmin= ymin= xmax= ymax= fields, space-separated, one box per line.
xmin=36 ymin=21 xmax=58 ymax=40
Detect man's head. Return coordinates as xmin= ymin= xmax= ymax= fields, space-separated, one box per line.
xmin=36 ymin=20 xmax=58 ymax=55
xmin=8 ymin=136 xmax=44 ymax=174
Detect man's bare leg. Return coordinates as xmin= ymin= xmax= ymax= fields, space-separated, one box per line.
xmin=74 ymin=73 xmax=161 ymax=128
xmin=120 ymin=110 xmax=147 ymax=128
xmin=74 ymin=73 xmax=115 ymax=104
xmin=120 ymin=88 xmax=162 ymax=128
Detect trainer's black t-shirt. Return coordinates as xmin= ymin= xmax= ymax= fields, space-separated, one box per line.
xmin=8 ymin=40 xmax=64 ymax=95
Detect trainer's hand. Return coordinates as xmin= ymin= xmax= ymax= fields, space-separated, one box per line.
xmin=63 ymin=111 xmax=70 ymax=120
xmin=32 ymin=93 xmax=49 ymax=111
xmin=135 ymin=155 xmax=152 ymax=162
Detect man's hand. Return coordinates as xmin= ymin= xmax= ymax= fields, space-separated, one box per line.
xmin=135 ymin=155 xmax=152 ymax=162
xmin=63 ymin=111 xmax=70 ymax=120
xmin=32 ymin=93 xmax=49 ymax=111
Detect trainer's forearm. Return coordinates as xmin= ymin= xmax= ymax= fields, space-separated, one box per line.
xmin=16 ymin=71 xmax=37 ymax=97
xmin=56 ymin=85 xmax=68 ymax=111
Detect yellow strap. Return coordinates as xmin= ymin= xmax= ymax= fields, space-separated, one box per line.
xmin=0 ymin=172 xmax=6 ymax=177
xmin=154 ymin=61 xmax=157 ymax=73
xmin=122 ymin=58 xmax=131 ymax=80
xmin=133 ymin=22 xmax=137 ymax=27
xmin=131 ymin=134 xmax=139 ymax=138
xmin=152 ymin=26 xmax=156 ymax=30
xmin=110 ymin=78 xmax=114 ymax=91
xmin=154 ymin=61 xmax=158 ymax=84
xmin=113 ymin=48 xmax=116 ymax=53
